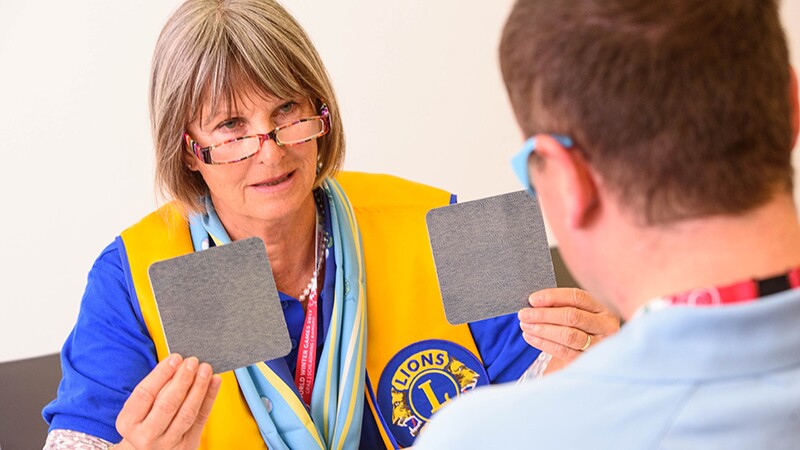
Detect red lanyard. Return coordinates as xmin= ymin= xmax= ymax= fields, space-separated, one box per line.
xmin=295 ymin=283 xmax=319 ymax=407
xmin=293 ymin=194 xmax=327 ymax=407
xmin=663 ymin=267 xmax=800 ymax=306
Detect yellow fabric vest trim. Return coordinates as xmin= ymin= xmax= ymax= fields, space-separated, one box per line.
xmin=120 ymin=172 xmax=482 ymax=449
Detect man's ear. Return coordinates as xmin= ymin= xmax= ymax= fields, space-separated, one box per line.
xmin=790 ymin=66 xmax=799 ymax=150
xmin=534 ymin=135 xmax=599 ymax=229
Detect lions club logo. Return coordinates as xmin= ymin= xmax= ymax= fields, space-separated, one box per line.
xmin=377 ymin=340 xmax=488 ymax=447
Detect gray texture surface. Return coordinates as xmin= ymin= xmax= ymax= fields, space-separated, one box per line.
xmin=426 ymin=190 xmax=556 ymax=325
xmin=148 ymin=237 xmax=290 ymax=373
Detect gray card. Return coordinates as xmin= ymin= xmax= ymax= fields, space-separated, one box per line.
xmin=148 ymin=237 xmax=291 ymax=373
xmin=426 ymin=190 xmax=557 ymax=325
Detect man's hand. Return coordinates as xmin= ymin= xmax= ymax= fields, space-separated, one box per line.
xmin=518 ymin=288 xmax=620 ymax=373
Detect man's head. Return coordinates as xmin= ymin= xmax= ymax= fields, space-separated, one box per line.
xmin=500 ymin=0 xmax=794 ymax=226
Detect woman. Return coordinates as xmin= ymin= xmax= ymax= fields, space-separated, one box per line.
xmin=42 ymin=1 xmax=618 ymax=449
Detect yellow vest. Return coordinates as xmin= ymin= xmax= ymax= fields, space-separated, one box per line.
xmin=120 ymin=172 xmax=483 ymax=449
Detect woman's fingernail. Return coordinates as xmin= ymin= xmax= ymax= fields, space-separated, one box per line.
xmin=198 ymin=363 xmax=212 ymax=378
xmin=168 ymin=354 xmax=182 ymax=367
xmin=185 ymin=357 xmax=199 ymax=371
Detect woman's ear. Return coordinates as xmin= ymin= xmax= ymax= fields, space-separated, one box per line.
xmin=184 ymin=145 xmax=200 ymax=171
xmin=534 ymin=135 xmax=599 ymax=229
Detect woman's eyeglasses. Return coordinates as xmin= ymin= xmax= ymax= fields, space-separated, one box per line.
xmin=185 ymin=104 xmax=331 ymax=165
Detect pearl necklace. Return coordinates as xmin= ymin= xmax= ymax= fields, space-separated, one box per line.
xmin=298 ymin=197 xmax=328 ymax=304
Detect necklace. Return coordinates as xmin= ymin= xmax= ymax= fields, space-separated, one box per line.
xmin=298 ymin=194 xmax=328 ymax=304
xmin=297 ymin=223 xmax=326 ymax=303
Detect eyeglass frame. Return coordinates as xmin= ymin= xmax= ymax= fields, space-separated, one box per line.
xmin=184 ymin=103 xmax=331 ymax=165
xmin=511 ymin=134 xmax=574 ymax=196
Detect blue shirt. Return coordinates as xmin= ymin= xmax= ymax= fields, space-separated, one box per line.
xmin=415 ymin=289 xmax=800 ymax=450
xmin=44 ymin=195 xmax=540 ymax=447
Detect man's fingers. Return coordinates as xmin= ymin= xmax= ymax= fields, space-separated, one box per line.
xmin=521 ymin=332 xmax=583 ymax=362
xmin=518 ymin=305 xmax=613 ymax=335
xmin=527 ymin=288 xmax=607 ymax=313
xmin=518 ymin=288 xmax=620 ymax=371
xmin=118 ymin=354 xmax=183 ymax=431
xmin=519 ymin=322 xmax=590 ymax=351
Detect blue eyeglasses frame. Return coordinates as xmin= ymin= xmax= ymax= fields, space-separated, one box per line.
xmin=511 ymin=134 xmax=574 ymax=195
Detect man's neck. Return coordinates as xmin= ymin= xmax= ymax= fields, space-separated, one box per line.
xmin=600 ymin=194 xmax=800 ymax=320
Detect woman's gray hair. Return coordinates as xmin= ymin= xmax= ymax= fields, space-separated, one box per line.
xmin=150 ymin=0 xmax=345 ymax=215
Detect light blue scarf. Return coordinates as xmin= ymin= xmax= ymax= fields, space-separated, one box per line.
xmin=188 ymin=178 xmax=367 ymax=450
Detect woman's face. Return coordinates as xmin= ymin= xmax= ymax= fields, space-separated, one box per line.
xmin=185 ymin=90 xmax=319 ymax=230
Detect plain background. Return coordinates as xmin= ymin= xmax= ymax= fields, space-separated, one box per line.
xmin=1 ymin=1 xmax=799 ymax=363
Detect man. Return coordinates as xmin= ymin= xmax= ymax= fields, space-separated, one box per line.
xmin=415 ymin=0 xmax=800 ymax=448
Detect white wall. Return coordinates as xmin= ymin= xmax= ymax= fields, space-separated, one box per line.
xmin=1 ymin=1 xmax=799 ymax=363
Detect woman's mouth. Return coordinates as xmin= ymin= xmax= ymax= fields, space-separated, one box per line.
xmin=255 ymin=172 xmax=292 ymax=187
xmin=250 ymin=171 xmax=295 ymax=193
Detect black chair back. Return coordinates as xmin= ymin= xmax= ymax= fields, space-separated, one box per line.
xmin=0 ymin=353 xmax=61 ymax=450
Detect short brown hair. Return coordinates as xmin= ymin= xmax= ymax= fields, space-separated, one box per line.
xmin=150 ymin=0 xmax=345 ymax=215
xmin=500 ymin=0 xmax=793 ymax=224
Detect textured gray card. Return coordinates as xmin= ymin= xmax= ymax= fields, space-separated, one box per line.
xmin=426 ymin=190 xmax=557 ymax=325
xmin=148 ymin=237 xmax=291 ymax=373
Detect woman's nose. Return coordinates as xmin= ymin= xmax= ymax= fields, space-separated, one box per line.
xmin=253 ymin=132 xmax=285 ymax=164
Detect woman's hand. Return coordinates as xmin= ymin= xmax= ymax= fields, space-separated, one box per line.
xmin=113 ymin=354 xmax=222 ymax=450
xmin=518 ymin=288 xmax=620 ymax=374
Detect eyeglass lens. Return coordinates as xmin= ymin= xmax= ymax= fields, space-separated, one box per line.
xmin=209 ymin=118 xmax=326 ymax=163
